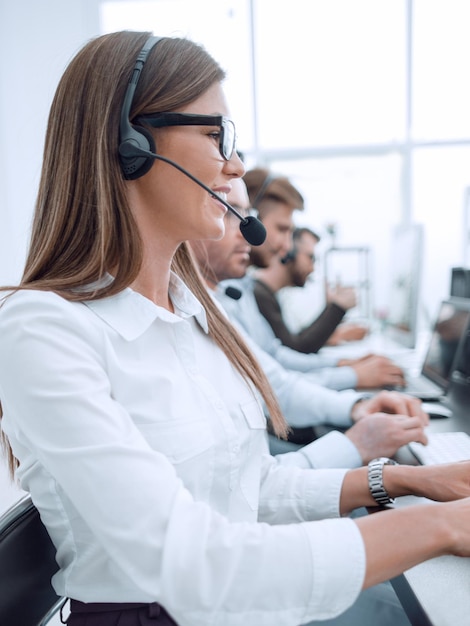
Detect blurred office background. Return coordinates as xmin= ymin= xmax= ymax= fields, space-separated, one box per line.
xmin=1 ymin=0 xmax=470 ymax=339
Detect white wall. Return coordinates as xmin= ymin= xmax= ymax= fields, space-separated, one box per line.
xmin=0 ymin=0 xmax=101 ymax=285
xmin=0 ymin=0 xmax=102 ymax=514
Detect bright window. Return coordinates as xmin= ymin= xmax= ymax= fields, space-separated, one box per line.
xmin=253 ymin=0 xmax=407 ymax=148
xmin=100 ymin=0 xmax=470 ymax=323
xmin=413 ymin=0 xmax=470 ymax=140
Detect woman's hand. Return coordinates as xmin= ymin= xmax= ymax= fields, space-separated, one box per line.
xmin=340 ymin=460 xmax=470 ymax=516
xmin=440 ymin=497 xmax=470 ymax=557
xmin=390 ymin=461 xmax=470 ymax=502
xmin=355 ymin=496 xmax=470 ymax=589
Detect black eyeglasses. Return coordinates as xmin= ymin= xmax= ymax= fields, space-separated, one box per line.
xmin=136 ymin=112 xmax=237 ymax=161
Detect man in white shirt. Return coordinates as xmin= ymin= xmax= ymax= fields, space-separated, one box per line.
xmin=220 ymin=168 xmax=405 ymax=392
xmin=190 ymin=177 xmax=428 ymax=464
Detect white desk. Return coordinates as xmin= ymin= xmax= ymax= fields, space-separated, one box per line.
xmin=390 ymin=384 xmax=470 ymax=626
xmin=387 ymin=495 xmax=470 ymax=626
xmin=320 ymin=327 xmax=470 ymax=625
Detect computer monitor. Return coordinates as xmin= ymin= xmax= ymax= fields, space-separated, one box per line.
xmin=450 ymin=307 xmax=470 ymax=385
xmin=450 ymin=267 xmax=470 ymax=298
xmin=384 ymin=223 xmax=424 ymax=349
xmin=422 ymin=298 xmax=470 ymax=390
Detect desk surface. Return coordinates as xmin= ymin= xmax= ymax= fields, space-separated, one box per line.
xmin=319 ymin=330 xmax=470 ymax=625
xmin=392 ymin=386 xmax=470 ymax=626
xmin=390 ymin=495 xmax=470 ymax=626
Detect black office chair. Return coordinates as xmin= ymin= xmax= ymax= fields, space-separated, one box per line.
xmin=0 ymin=494 xmax=66 ymax=625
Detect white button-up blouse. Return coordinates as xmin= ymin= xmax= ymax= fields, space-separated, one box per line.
xmin=0 ymin=274 xmax=365 ymax=626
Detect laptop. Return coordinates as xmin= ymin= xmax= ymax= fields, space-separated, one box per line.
xmin=388 ymin=298 xmax=470 ymax=400
xmin=449 ymin=309 xmax=470 ymax=388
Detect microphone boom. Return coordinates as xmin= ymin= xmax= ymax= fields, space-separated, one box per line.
xmin=118 ymin=142 xmax=266 ymax=246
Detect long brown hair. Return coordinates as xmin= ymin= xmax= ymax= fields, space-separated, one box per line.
xmin=1 ymin=31 xmax=288 ymax=475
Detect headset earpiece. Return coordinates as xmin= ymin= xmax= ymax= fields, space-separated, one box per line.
xmin=119 ymin=124 xmax=156 ymax=180
xmin=118 ymin=35 xmax=162 ymax=180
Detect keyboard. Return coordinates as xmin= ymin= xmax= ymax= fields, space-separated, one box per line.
xmin=408 ymin=432 xmax=470 ymax=465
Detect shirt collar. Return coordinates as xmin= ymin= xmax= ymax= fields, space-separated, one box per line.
xmin=84 ymin=272 xmax=208 ymax=341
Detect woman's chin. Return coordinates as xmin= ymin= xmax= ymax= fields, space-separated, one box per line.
xmin=190 ymin=214 xmax=226 ymax=242
xmin=204 ymin=221 xmax=226 ymax=241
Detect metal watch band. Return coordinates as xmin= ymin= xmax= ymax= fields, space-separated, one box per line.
xmin=368 ymin=457 xmax=398 ymax=506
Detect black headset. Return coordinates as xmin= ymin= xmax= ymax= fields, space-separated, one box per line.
xmin=251 ymin=172 xmax=275 ymax=212
xmin=116 ymin=35 xmax=268 ymax=246
xmin=281 ymin=229 xmax=301 ymax=265
xmin=252 ymin=172 xmax=295 ymax=264
xmin=118 ymin=35 xmax=162 ymax=180
xmin=281 ymin=227 xmax=319 ymax=264
xmin=280 ymin=248 xmax=297 ymax=264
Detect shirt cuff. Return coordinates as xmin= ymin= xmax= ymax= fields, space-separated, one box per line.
xmin=301 ymin=518 xmax=366 ymax=622
xmin=306 ymin=366 xmax=358 ymax=391
xmin=322 ymin=390 xmax=360 ymax=427
xmin=300 ymin=431 xmax=363 ymax=469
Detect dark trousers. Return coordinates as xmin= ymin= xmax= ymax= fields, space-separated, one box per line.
xmin=66 ymin=600 xmax=179 ymax=626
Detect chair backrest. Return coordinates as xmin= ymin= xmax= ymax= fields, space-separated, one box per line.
xmin=0 ymin=494 xmax=65 ymax=625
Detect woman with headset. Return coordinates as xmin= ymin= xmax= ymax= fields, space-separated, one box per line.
xmin=1 ymin=30 xmax=470 ymax=626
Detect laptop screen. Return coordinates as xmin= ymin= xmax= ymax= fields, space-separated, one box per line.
xmin=422 ymin=298 xmax=470 ymax=389
xmin=451 ymin=309 xmax=470 ymax=384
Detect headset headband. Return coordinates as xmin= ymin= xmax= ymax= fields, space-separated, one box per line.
xmin=119 ymin=35 xmax=162 ymax=179
xmin=251 ymin=173 xmax=276 ymax=211
xmin=119 ymin=35 xmax=162 ymax=141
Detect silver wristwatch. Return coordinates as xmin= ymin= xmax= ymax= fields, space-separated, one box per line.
xmin=368 ymin=457 xmax=398 ymax=506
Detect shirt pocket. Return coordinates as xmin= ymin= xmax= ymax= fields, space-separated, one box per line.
xmin=137 ymin=419 xmax=214 ymax=464
xmin=239 ymin=399 xmax=267 ymax=511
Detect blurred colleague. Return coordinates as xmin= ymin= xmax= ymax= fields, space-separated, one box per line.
xmin=220 ymin=168 xmax=405 ymax=391
xmin=191 ymin=177 xmax=428 ymax=461
xmin=254 ymin=225 xmax=367 ymax=353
